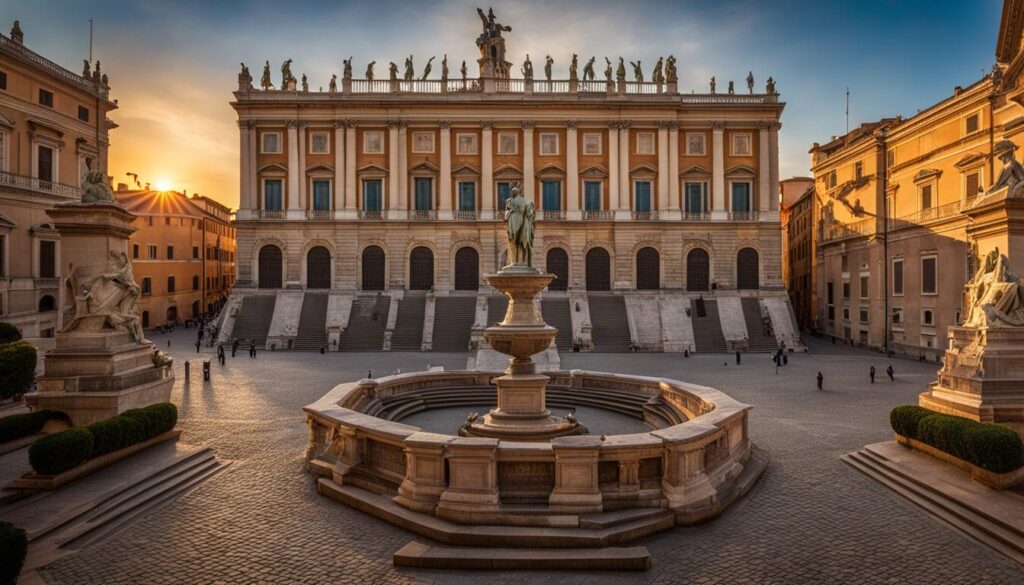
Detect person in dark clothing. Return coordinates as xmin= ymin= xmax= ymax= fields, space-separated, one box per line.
xmin=249 ymin=340 xmax=257 ymax=358
xmin=816 ymin=371 xmax=823 ymax=390
xmin=735 ymin=351 xmax=741 ymax=365
xmin=887 ymin=364 xmax=895 ymax=382
xmin=195 ymin=341 xmax=201 ymax=353
xmin=216 ymin=344 xmax=225 ymax=365
xmin=870 ymin=366 xmax=876 ymax=383
xmin=232 ymin=339 xmax=239 ymax=358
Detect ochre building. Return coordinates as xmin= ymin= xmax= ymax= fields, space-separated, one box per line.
xmin=779 ymin=177 xmax=814 ymax=331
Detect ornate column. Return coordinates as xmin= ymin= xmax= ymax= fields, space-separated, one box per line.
xmin=758 ymin=122 xmax=770 ymax=215
xmin=608 ymin=122 xmax=620 ymax=212
xmin=334 ymin=121 xmax=345 ymax=215
xmin=667 ymin=121 xmax=681 ymax=220
xmin=769 ymin=122 xmax=781 ymax=215
xmin=522 ymin=121 xmax=535 ymax=206
xmin=344 ymin=121 xmax=357 ymax=215
xmin=657 ymin=122 xmax=670 ymax=214
xmin=297 ymin=121 xmax=307 ymax=212
xmin=439 ymin=121 xmax=453 ymax=219
xmin=711 ymin=121 xmax=727 ymax=220
xmin=565 ymin=120 xmax=580 ymax=220
xmin=481 ymin=121 xmax=494 ymax=220
xmin=238 ymin=121 xmax=252 ymax=218
xmin=398 ymin=122 xmax=408 ymax=213
xmin=388 ymin=120 xmax=400 ymax=215
xmin=286 ymin=120 xmax=301 ymax=217
xmin=616 ymin=121 xmax=631 ymax=220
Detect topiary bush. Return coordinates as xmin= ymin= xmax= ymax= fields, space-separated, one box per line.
xmin=890 ymin=405 xmax=1024 ymax=474
xmin=28 ymin=426 xmax=93 ymax=475
xmin=122 ymin=403 xmax=178 ymax=440
xmin=0 ymin=410 xmax=64 ymax=444
xmin=889 ymin=405 xmax=931 ymax=439
xmin=0 ymin=342 xmax=37 ymax=400
xmin=963 ymin=423 xmax=1024 ymax=474
xmin=0 ymin=322 xmax=21 ymax=345
xmin=0 ymin=521 xmax=27 ymax=585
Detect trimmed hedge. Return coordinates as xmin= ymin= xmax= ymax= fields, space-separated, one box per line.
xmin=0 ymin=322 xmax=21 ymax=344
xmin=0 ymin=521 xmax=27 ymax=585
xmin=890 ymin=405 xmax=1024 ymax=474
xmin=0 ymin=409 xmax=64 ymax=444
xmin=0 ymin=342 xmax=37 ymax=400
xmin=27 ymin=403 xmax=178 ymax=475
xmin=28 ymin=426 xmax=93 ymax=475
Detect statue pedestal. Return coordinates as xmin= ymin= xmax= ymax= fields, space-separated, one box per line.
xmin=919 ymin=325 xmax=1024 ymax=431
xmin=24 ymin=202 xmax=174 ymax=426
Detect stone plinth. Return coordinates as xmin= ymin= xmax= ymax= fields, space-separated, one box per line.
xmin=919 ymin=325 xmax=1024 ymax=428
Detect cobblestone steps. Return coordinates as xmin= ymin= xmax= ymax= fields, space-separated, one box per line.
xmin=588 ymin=295 xmax=632 ymax=352
xmin=390 ymin=293 xmax=426 ymax=351
xmin=393 ymin=540 xmax=651 ymax=570
xmin=690 ymin=298 xmax=727 ymax=352
xmin=741 ymin=297 xmax=778 ymax=352
xmin=230 ymin=295 xmax=276 ymax=344
xmin=541 ymin=298 xmax=573 ymax=350
xmin=432 ymin=296 xmax=476 ymax=352
xmin=292 ymin=293 xmax=329 ymax=351
xmin=340 ymin=295 xmax=390 ymax=351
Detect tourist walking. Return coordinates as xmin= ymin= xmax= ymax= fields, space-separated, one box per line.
xmin=735 ymin=351 xmax=741 ymax=365
xmin=816 ymin=371 xmax=823 ymax=390
xmin=217 ymin=344 xmax=225 ymax=365
xmin=231 ymin=339 xmax=239 ymax=358
xmin=249 ymin=340 xmax=257 ymax=358
xmin=870 ymin=366 xmax=875 ymax=384
xmin=887 ymin=364 xmax=895 ymax=382
xmin=195 ymin=340 xmax=201 ymax=354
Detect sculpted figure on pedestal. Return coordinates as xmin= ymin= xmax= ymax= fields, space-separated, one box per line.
xmin=544 ymin=55 xmax=553 ymax=81
xmin=604 ymin=57 xmax=613 ymax=82
xmin=710 ymin=76 xmax=716 ymax=93
xmin=521 ymin=54 xmax=533 ymax=80
xmin=343 ymin=57 xmax=352 ymax=80
xmin=441 ymin=55 xmax=449 ymax=81
xmin=984 ymin=140 xmax=1024 ymax=200
xmin=461 ymin=60 xmax=467 ymax=81
xmin=366 ymin=61 xmax=376 ymax=81
xmin=422 ymin=56 xmax=435 ymax=80
xmin=281 ymin=59 xmax=294 ymax=87
xmin=746 ymin=71 xmax=754 ymax=93
xmin=261 ymin=61 xmax=273 ymax=90
xmin=963 ymin=247 xmax=1024 ymax=327
xmin=239 ymin=62 xmax=249 ymax=78
xmin=404 ymin=56 xmax=414 ymax=81
xmin=301 ymin=73 xmax=308 ymax=92
xmin=652 ymin=57 xmax=664 ymax=84
xmin=389 ymin=62 xmax=398 ymax=81
xmin=63 ymin=251 xmax=144 ymax=342
xmin=666 ymin=55 xmax=677 ymax=82
xmin=569 ymin=53 xmax=578 ymax=82
xmin=616 ymin=58 xmax=626 ymax=83
xmin=81 ymin=170 xmax=117 ymax=204
xmin=504 ymin=182 xmax=535 ymax=268
xmin=583 ymin=57 xmax=595 ymax=81
xmin=328 ymin=75 xmax=337 ymax=93
xmin=630 ymin=60 xmax=643 ymax=83
xmin=766 ymin=76 xmax=776 ymax=94
xmin=728 ymin=80 xmax=734 ymax=94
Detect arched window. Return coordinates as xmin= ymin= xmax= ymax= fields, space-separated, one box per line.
xmin=361 ymin=246 xmax=386 ymax=290
xmin=409 ymin=247 xmax=434 ymax=290
xmin=258 ymin=245 xmax=283 ymax=289
xmin=454 ymin=247 xmax=480 ymax=291
xmin=737 ymin=248 xmax=760 ymax=290
xmin=546 ymin=248 xmax=569 ymax=291
xmin=636 ymin=247 xmax=660 ymax=290
xmin=686 ymin=248 xmax=710 ymax=291
xmin=306 ymin=246 xmax=332 ymax=289
xmin=38 ymin=294 xmax=56 ymax=312
xmin=585 ymin=248 xmax=611 ymax=291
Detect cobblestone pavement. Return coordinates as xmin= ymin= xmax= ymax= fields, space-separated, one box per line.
xmin=39 ymin=331 xmax=1024 ymax=584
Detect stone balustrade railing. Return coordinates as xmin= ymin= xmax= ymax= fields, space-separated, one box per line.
xmin=0 ymin=35 xmax=109 ymax=99
xmin=0 ymin=171 xmax=82 ymax=201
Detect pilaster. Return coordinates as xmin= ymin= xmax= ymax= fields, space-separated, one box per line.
xmin=565 ymin=120 xmax=580 ymax=220
xmin=608 ymin=122 xmax=620 ymax=213
xmin=711 ymin=121 xmax=726 ymax=220
xmin=439 ymin=121 xmax=453 ymax=219
xmin=344 ymin=121 xmax=357 ymax=215
xmin=481 ymin=121 xmax=494 ymax=220
xmin=286 ymin=120 xmax=300 ymax=212
xmin=522 ymin=121 xmax=536 ymax=206
xmin=758 ymin=122 xmax=770 ymax=213
xmin=666 ymin=121 xmax=681 ymax=220
xmin=333 ymin=121 xmax=345 ymax=213
xmin=388 ymin=120 xmax=401 ymax=215
xmin=616 ymin=121 xmax=631 ymax=220
xmin=656 ymin=122 xmax=670 ymax=213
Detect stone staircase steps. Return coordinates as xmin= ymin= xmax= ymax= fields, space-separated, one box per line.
xmin=541 ymin=299 xmax=573 ymax=350
xmin=393 ymin=541 xmax=651 ymax=571
xmin=230 ymin=295 xmax=276 ymax=344
xmin=690 ymin=299 xmax=727 ymax=353
xmin=432 ymin=296 xmax=477 ymax=352
xmin=587 ymin=295 xmax=632 ymax=353
xmin=741 ymin=297 xmax=778 ymax=352
xmin=293 ymin=293 xmax=329 ymax=351
xmin=390 ymin=293 xmax=427 ymax=351
xmin=340 ymin=296 xmax=390 ymax=351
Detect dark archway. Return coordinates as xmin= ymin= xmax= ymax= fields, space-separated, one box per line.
xmin=142 ymin=310 xmax=150 ymax=328
xmin=166 ymin=306 xmax=178 ymax=322
xmin=361 ymin=246 xmax=386 ymax=291
xmin=306 ymin=246 xmax=332 ymax=289
xmin=585 ymin=248 xmax=611 ymax=291
xmin=687 ymin=248 xmax=710 ymax=291
xmin=409 ymin=246 xmax=434 ymax=290
xmin=38 ymin=294 xmax=56 ymax=312
xmin=636 ymin=247 xmax=660 ymax=290
xmin=454 ymin=247 xmax=479 ymax=291
xmin=546 ymin=248 xmax=569 ymax=291
xmin=258 ymin=244 xmax=283 ymax=289
xmin=737 ymin=247 xmax=760 ymax=290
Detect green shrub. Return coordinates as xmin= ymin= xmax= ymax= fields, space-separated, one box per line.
xmin=0 ymin=410 xmax=64 ymax=443
xmin=0 ymin=521 xmax=27 ymax=585
xmin=0 ymin=342 xmax=37 ymax=400
xmin=122 ymin=403 xmax=178 ymax=439
xmin=889 ymin=405 xmax=931 ymax=440
xmin=86 ymin=416 xmax=144 ymax=457
xmin=891 ymin=405 xmax=1024 ymax=474
xmin=28 ymin=427 xmax=93 ymax=475
xmin=0 ymin=322 xmax=21 ymax=345
xmin=964 ymin=424 xmax=1024 ymax=474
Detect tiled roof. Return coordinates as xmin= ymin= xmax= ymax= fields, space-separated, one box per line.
xmin=115 ymin=190 xmax=207 ymax=217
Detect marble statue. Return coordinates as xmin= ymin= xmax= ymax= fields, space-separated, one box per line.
xmin=240 ymin=62 xmax=250 ymax=77
xmin=766 ymin=76 xmax=776 ymax=94
xmin=544 ymin=55 xmax=553 ymax=81
xmin=604 ymin=57 xmax=613 ymax=82
xmin=422 ymin=56 xmax=435 ymax=80
xmin=93 ymin=61 xmax=102 ymax=83
xmin=569 ymin=53 xmax=578 ymax=82
xmin=963 ymin=247 xmax=1024 ymax=327
xmin=616 ymin=57 xmax=626 ymax=82
xmin=666 ymin=55 xmax=677 ymax=82
xmin=746 ymin=71 xmax=754 ymax=93
xmin=81 ymin=170 xmax=116 ymax=204
xmin=476 ymin=6 xmax=511 ymax=45
xmin=728 ymin=80 xmax=734 ymax=94
xmin=404 ymin=56 xmax=414 ymax=81
xmin=343 ymin=57 xmax=353 ymax=80
xmin=710 ymin=76 xmax=716 ymax=93
xmin=441 ymin=55 xmax=449 ymax=81
xmin=261 ymin=61 xmax=273 ymax=90
xmin=301 ymin=73 xmax=308 ymax=92
xmin=366 ymin=61 xmax=376 ymax=81
xmin=583 ymin=57 xmax=595 ymax=81
xmin=461 ymin=60 xmax=468 ymax=81
xmin=521 ymin=54 xmax=533 ymax=80
xmin=389 ymin=62 xmax=398 ymax=81
xmin=630 ymin=60 xmax=643 ymax=83
xmin=504 ymin=182 xmax=535 ymax=268
xmin=63 ymin=251 xmax=144 ymax=343
xmin=329 ymin=74 xmax=337 ymax=93
xmin=83 ymin=59 xmax=91 ymax=78
xmin=652 ymin=57 xmax=664 ymax=84
xmin=281 ymin=59 xmax=295 ymax=87
xmin=984 ymin=140 xmax=1024 ymax=199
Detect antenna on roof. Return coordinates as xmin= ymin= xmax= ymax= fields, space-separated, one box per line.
xmin=88 ymin=19 xmax=93 ymax=63
xmin=845 ymin=86 xmax=850 ymax=136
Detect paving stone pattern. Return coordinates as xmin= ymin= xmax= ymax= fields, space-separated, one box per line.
xmin=39 ymin=332 xmax=1024 ymax=584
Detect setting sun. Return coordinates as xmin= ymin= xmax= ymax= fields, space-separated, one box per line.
xmin=153 ymin=178 xmax=172 ymax=191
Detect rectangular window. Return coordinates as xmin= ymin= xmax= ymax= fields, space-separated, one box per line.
xmin=843 ymin=307 xmax=850 ymax=321
xmin=363 ymin=130 xmax=384 ymax=154
xmin=497 ymin=132 xmax=518 ymax=155
xmin=39 ymin=89 xmax=53 ymax=107
xmin=363 ymin=179 xmax=382 ymax=210
xmin=133 ymin=244 xmax=140 ymax=259
xmin=965 ymin=171 xmax=980 ymax=200
xmin=922 ymin=309 xmax=934 ymax=326
xmin=37 ymin=145 xmax=54 ymax=182
xmin=854 ymin=161 xmax=863 ymax=180
xmin=685 ymin=133 xmax=706 ymax=156
xmin=685 ymin=182 xmax=707 ymax=213
xmin=312 ymin=179 xmax=331 ymax=210
xmin=192 ymin=246 xmax=199 ymax=259
xmin=827 ymin=282 xmax=834 ymax=304
xmin=142 ymin=278 xmax=152 ymax=295
xmin=193 ymin=275 xmax=200 ymax=290
xmin=584 ymin=181 xmax=602 ymax=211
xmin=261 ymin=132 xmax=282 ymax=154
xmin=412 ymin=131 xmax=435 ymax=154
xmin=842 ymin=281 xmax=850 ymax=299
xmin=39 ymin=240 xmax=56 ymax=278
xmin=893 ymin=258 xmax=904 ymax=295
xmin=730 ymin=182 xmax=751 ymax=212
xmin=892 ymin=307 xmax=903 ymax=325
xmin=582 ymin=133 xmax=601 ymax=155
xmin=167 ymin=277 xmax=176 ymax=293
xmin=841 ymin=254 xmax=849 ymax=272
xmin=731 ymin=133 xmax=751 ymax=156
xmin=965 ymin=113 xmax=980 ymax=135
xmin=920 ymin=184 xmax=933 ymax=210
xmin=539 ymin=133 xmax=558 ymax=155
xmin=634 ymin=181 xmax=652 ymax=212
xmin=310 ymin=131 xmax=330 ymax=154
xmin=635 ymin=132 xmax=655 ymax=155
xmin=828 ymin=170 xmax=837 ymax=188
xmin=77 ymin=105 xmax=89 ymax=122
xmin=458 ymin=182 xmax=476 ymax=211
xmin=541 ymin=181 xmax=561 ymax=211
xmin=859 ymin=308 xmax=869 ymax=323
xmin=148 ymin=245 xmax=157 ymax=259
xmin=887 ymin=149 xmax=895 ymax=168
xmin=497 ymin=181 xmax=512 ymax=211
xmin=167 ymin=245 xmax=174 ymax=260
xmin=922 ymin=256 xmax=937 ymax=295
xmin=456 ymin=133 xmax=478 ymax=155
xmin=263 ymin=179 xmax=283 ymax=210
xmin=859 ymin=275 xmax=868 ymax=298
xmin=414 ymin=177 xmax=432 ymax=210
xmin=0 ymin=71 xmax=6 ymax=90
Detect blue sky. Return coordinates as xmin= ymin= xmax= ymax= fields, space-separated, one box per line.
xmin=1 ymin=0 xmax=1003 ymax=206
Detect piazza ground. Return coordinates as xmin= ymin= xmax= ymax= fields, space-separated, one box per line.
xmin=38 ymin=331 xmax=1024 ymax=584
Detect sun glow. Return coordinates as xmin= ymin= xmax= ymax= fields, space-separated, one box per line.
xmin=153 ymin=178 xmax=173 ymax=192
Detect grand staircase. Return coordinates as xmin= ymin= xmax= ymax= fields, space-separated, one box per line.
xmin=340 ymin=295 xmax=390 ymax=351
xmin=293 ymin=293 xmax=329 ymax=351
xmin=691 ymin=298 xmax=727 ymax=352
xmin=487 ymin=296 xmax=509 ymax=326
xmin=587 ymin=294 xmax=631 ymax=352
xmin=390 ymin=293 xmax=426 ymax=351
xmin=432 ymin=296 xmax=476 ymax=352
xmin=230 ymin=295 xmax=276 ymax=344
xmin=541 ymin=298 xmax=573 ymax=350
xmin=741 ymin=298 xmax=778 ymax=352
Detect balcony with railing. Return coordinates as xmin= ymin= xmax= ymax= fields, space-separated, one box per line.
xmin=887 ymin=200 xmax=963 ymax=231
xmin=0 ymin=171 xmax=82 ymax=200
xmin=538 ymin=210 xmax=566 ymax=221
xmin=306 ymin=209 xmax=332 ymax=220
xmin=681 ymin=211 xmax=710 ymax=221
xmin=257 ymin=209 xmax=286 ymax=219
xmin=582 ymin=210 xmax=614 ymax=220
xmin=632 ymin=210 xmax=659 ymax=221
xmin=359 ymin=209 xmax=387 ymax=220
xmin=408 ymin=210 xmax=437 ymax=221
xmin=453 ymin=210 xmax=480 ymax=220
xmin=821 ymin=216 xmax=875 ymax=243
xmin=728 ymin=211 xmax=759 ymax=221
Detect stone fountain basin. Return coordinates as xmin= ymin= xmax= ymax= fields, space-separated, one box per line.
xmin=483 ymin=324 xmax=557 ymax=358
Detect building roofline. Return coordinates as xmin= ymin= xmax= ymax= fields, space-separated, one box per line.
xmin=0 ymin=31 xmax=115 ymax=106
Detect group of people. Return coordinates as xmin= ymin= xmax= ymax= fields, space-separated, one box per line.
xmin=214 ymin=338 xmax=259 ymax=363
xmin=816 ymin=364 xmax=895 ymax=390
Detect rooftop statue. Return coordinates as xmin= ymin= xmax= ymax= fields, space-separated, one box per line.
xmin=366 ymin=61 xmax=376 ymax=81
xmin=583 ymin=56 xmax=595 ymax=81
xmin=301 ymin=73 xmax=308 ymax=92
xmin=281 ymin=59 xmax=295 ymax=87
xmin=544 ymin=55 xmax=553 ymax=81
xmin=616 ymin=57 xmax=626 ymax=82
xmin=728 ymin=80 xmax=734 ymax=94
xmin=239 ymin=62 xmax=250 ymax=78
xmin=604 ymin=57 xmax=613 ymax=82
xmin=93 ymin=61 xmax=102 ymax=83
xmin=81 ymin=169 xmax=117 ymax=204
xmin=404 ymin=55 xmax=414 ymax=81
xmin=461 ymin=60 xmax=468 ymax=81
xmin=652 ymin=57 xmax=664 ymax=84
xmin=261 ymin=61 xmax=273 ymax=90
xmin=441 ymin=54 xmax=449 ymax=81
xmin=521 ymin=54 xmax=533 ymax=80
xmin=746 ymin=71 xmax=754 ymax=93
xmin=422 ymin=56 xmax=435 ymax=80
xmin=963 ymin=247 xmax=1024 ymax=328
xmin=389 ymin=62 xmax=398 ymax=81
xmin=666 ymin=55 xmax=677 ymax=83
xmin=630 ymin=60 xmax=643 ymax=83
xmin=476 ymin=6 xmax=511 ymax=46
xmin=329 ymin=74 xmax=337 ymax=93
xmin=504 ymin=182 xmax=535 ymax=268
xmin=569 ymin=53 xmax=578 ymax=82
xmin=83 ymin=59 xmax=91 ymax=78
xmin=766 ymin=76 xmax=776 ymax=94
xmin=984 ymin=140 xmax=1024 ymax=199
xmin=343 ymin=57 xmax=353 ymax=80
xmin=710 ymin=76 xmax=716 ymax=93
xmin=63 ymin=251 xmax=144 ymax=343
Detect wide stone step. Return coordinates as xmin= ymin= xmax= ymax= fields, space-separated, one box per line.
xmin=578 ymin=508 xmax=668 ymax=530
xmin=393 ymin=540 xmax=650 ymax=571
